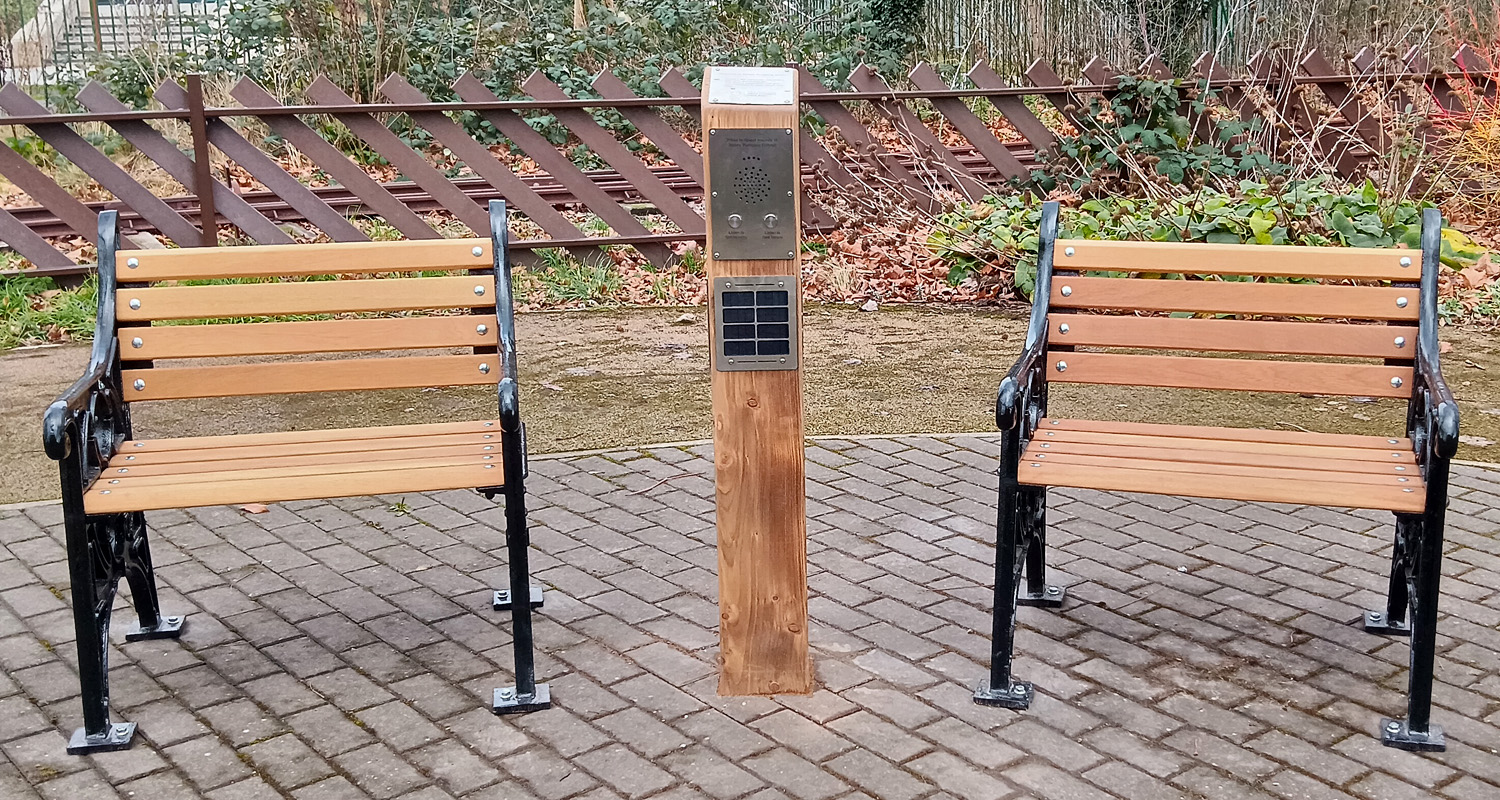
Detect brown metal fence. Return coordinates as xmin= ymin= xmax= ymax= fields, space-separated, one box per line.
xmin=0 ymin=44 xmax=1494 ymax=280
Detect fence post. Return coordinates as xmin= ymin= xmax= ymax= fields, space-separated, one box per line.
xmin=186 ymin=74 xmax=216 ymax=247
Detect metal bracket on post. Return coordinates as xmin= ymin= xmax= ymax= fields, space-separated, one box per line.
xmin=1362 ymin=609 xmax=1411 ymax=636
xmin=1380 ymin=717 xmax=1445 ymax=752
xmin=125 ymin=614 xmax=185 ymax=641
xmin=973 ymin=677 xmax=1033 ymax=710
xmin=67 ymin=722 xmax=135 ymax=755
xmin=492 ymin=587 xmax=545 ymax=611
xmin=1017 ymin=585 xmax=1066 ymax=608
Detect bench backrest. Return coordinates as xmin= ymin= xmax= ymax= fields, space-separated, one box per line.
xmin=1035 ymin=218 xmax=1437 ymax=403
xmin=105 ymin=208 xmax=516 ymax=405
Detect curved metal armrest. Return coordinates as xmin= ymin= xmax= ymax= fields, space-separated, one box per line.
xmin=996 ymin=339 xmax=1046 ymax=431
xmin=1417 ymin=363 xmax=1460 ymax=459
xmin=42 ymin=360 xmax=111 ymax=461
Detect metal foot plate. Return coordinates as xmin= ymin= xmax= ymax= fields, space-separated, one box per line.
xmin=1363 ymin=610 xmax=1411 ymax=636
xmin=492 ymin=683 xmax=551 ymax=715
xmin=973 ymin=677 xmax=1032 ymax=710
xmin=492 ymin=586 xmax=545 ymax=611
xmin=67 ymin=722 xmax=135 ymax=755
xmin=1017 ymin=585 xmax=1066 ymax=608
xmin=125 ymin=615 xmax=185 ymax=642
xmin=1380 ymin=718 xmax=1445 ymax=751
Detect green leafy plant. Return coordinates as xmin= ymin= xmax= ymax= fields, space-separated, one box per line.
xmin=930 ymin=179 xmax=1488 ymax=297
xmin=0 ymin=275 xmax=98 ymax=349
xmin=1029 ymin=75 xmax=1293 ymax=197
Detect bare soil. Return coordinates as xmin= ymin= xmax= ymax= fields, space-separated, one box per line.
xmin=4 ymin=306 xmax=1497 ymax=505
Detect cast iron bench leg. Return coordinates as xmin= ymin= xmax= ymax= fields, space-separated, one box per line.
xmin=975 ymin=458 xmax=1036 ymax=709
xmin=1378 ymin=506 xmax=1447 ymax=751
xmin=1016 ymin=487 xmax=1065 ymax=608
xmin=64 ymin=509 xmax=179 ymax=753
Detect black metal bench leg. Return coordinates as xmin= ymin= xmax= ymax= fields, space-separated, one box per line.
xmin=1381 ymin=506 xmax=1446 ymax=751
xmin=1365 ymin=514 xmax=1414 ymax=635
xmin=64 ymin=513 xmax=133 ymax=754
xmin=492 ymin=426 xmax=550 ymax=715
xmin=974 ymin=467 xmax=1032 ymax=710
xmin=1016 ymin=487 xmax=1064 ymax=608
xmin=119 ymin=512 xmax=185 ymax=642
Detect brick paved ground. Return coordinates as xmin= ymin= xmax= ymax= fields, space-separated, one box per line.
xmin=2 ymin=434 xmax=1499 ymax=800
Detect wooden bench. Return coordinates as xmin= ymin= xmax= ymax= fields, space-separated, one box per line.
xmin=975 ymin=201 xmax=1460 ymax=752
xmin=43 ymin=200 xmax=551 ymax=755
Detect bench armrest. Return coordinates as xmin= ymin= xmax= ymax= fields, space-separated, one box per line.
xmin=489 ymin=200 xmax=523 ymax=433
xmin=996 ymin=338 xmax=1046 ymax=431
xmin=44 ymin=211 xmax=124 ymax=461
xmin=1412 ymin=208 xmax=1460 ymax=461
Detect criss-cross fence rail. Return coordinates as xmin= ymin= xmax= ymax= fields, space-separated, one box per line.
xmin=0 ymin=44 xmax=1494 ymax=280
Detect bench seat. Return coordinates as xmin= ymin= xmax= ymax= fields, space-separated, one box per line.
xmin=1019 ymin=418 xmax=1424 ymax=513
xmin=85 ymin=420 xmax=507 ymax=514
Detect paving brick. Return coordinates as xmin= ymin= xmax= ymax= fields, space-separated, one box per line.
xmin=5 ymin=446 xmax=1497 ymax=800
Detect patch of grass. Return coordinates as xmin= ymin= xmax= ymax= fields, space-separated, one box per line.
xmin=528 ymin=249 xmax=621 ymax=305
xmin=0 ymin=275 xmax=97 ymax=349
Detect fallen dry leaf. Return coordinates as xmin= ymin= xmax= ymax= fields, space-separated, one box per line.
xmin=240 ymin=503 xmax=269 ymax=514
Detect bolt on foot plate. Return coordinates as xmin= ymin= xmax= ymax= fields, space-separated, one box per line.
xmin=125 ymin=615 xmax=185 ymax=642
xmin=1362 ymin=610 xmax=1411 ymax=636
xmin=973 ymin=677 xmax=1032 ymax=710
xmin=492 ymin=586 xmax=545 ymax=611
xmin=492 ymin=683 xmax=552 ymax=715
xmin=1017 ymin=584 xmax=1066 ymax=608
xmin=67 ymin=722 xmax=136 ymax=754
xmin=1380 ymin=717 xmax=1445 ymax=751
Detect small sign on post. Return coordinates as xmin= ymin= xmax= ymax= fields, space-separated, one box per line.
xmin=702 ymin=65 xmax=813 ymax=696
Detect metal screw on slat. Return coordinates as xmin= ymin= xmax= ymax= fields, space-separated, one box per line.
xmin=1388 ymin=439 xmax=1398 ymax=444
xmin=1064 ymin=247 xmax=1075 ymax=257
xmin=125 ymin=456 xmax=135 ymax=461
xmin=1055 ymin=361 xmax=1068 ymax=372
xmin=1394 ymin=337 xmax=1405 ymax=349
xmin=129 ymin=299 xmax=140 ymax=310
xmin=472 ymin=246 xmax=483 ymax=257
xmin=474 ymin=285 xmax=486 ymax=296
xmin=134 ymin=443 xmax=143 ymax=447
xmin=1403 ymin=488 xmax=1414 ymax=493
xmin=1399 ymin=257 xmax=1412 ymax=268
xmin=117 ymin=468 xmax=127 ymax=473
xmin=483 ymin=445 xmax=493 ymax=451
xmin=478 ymin=363 xmax=490 ymax=374
xmin=1396 ymin=297 xmax=1408 ymax=308
xmin=1398 ymin=477 xmax=1409 ymax=482
xmin=1395 ymin=466 xmax=1406 ymax=471
xmin=1060 ymin=286 xmax=1073 ymax=297
xmin=133 ymin=379 xmax=145 ymax=391
xmin=126 ymin=258 xmax=139 ymax=268
xmin=483 ymin=455 xmax=493 ymax=460
xmin=131 ymin=338 xmax=143 ymax=348
xmin=1391 ymin=377 xmax=1403 ymax=388
xmin=1058 ymin=323 xmax=1070 ymax=334
xmin=101 ymin=490 xmax=110 ymax=495
xmin=109 ymin=480 xmax=118 ymax=484
xmin=485 ymin=464 xmax=495 ymax=469
xmin=476 ymin=324 xmax=488 ymax=336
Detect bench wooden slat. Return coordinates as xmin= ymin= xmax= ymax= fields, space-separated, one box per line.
xmin=85 ymin=462 xmax=502 ymax=514
xmin=1046 ymin=352 xmax=1412 ymax=398
xmin=1038 ymin=418 xmax=1410 ymax=450
xmin=100 ymin=452 xmax=500 ymax=488
xmin=1049 ymin=316 xmax=1418 ymax=359
xmin=121 ymin=355 xmax=496 ymax=401
xmin=1055 ymin=239 xmax=1418 ymax=280
xmin=1017 ymin=459 xmax=1426 ymax=513
xmin=111 ymin=429 xmax=499 ymax=467
xmin=1030 ymin=439 xmax=1417 ymax=474
xmin=122 ymin=238 xmax=493 ymax=281
xmin=116 ymin=276 xmax=496 ymax=322
xmin=1029 ymin=451 xmax=1419 ymax=485
xmin=1050 ymin=277 xmax=1419 ymax=320
xmin=124 ymin=316 xmax=500 ymax=359
xmin=1035 ymin=427 xmax=1415 ymax=463
xmin=110 ymin=442 xmax=497 ymax=477
xmin=117 ymin=420 xmax=498 ymax=454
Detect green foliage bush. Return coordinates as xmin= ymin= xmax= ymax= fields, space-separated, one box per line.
xmin=0 ymin=276 xmax=97 ymax=349
xmin=929 ymin=179 xmax=1487 ymax=298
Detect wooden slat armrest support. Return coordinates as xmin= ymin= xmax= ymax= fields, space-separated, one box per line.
xmin=1046 ymin=352 xmax=1413 ymax=398
xmin=117 ymin=276 xmax=497 ymax=322
xmin=1054 ymin=239 xmax=1418 ymax=280
xmin=123 ymin=238 xmax=494 ymax=281
xmin=1050 ymin=277 xmax=1419 ymax=321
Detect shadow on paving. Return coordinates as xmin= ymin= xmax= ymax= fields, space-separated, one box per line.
xmin=0 ymin=436 xmax=1496 ymax=798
